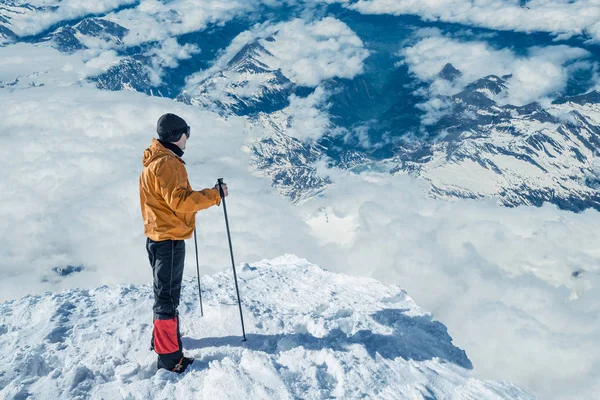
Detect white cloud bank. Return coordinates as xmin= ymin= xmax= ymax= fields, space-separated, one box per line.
xmin=1 ymin=42 xmax=600 ymax=399
xmin=105 ymin=0 xmax=260 ymax=47
xmin=346 ymin=0 xmax=600 ymax=42
xmin=1 ymin=0 xmax=260 ymax=42
xmin=0 ymin=42 xmax=122 ymax=86
xmin=258 ymin=17 xmax=370 ymax=87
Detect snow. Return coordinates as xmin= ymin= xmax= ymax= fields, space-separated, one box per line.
xmin=424 ymin=158 xmax=503 ymax=195
xmin=0 ymin=255 xmax=533 ymax=399
xmin=394 ymin=97 xmax=600 ymax=209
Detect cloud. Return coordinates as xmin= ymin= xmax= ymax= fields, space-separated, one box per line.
xmin=281 ymin=86 xmax=332 ymax=141
xmin=1 ymin=0 xmax=138 ymax=37
xmin=347 ymin=0 xmax=600 ymax=42
xmin=2 ymin=34 xmax=600 ymax=400
xmin=2 ymin=0 xmax=266 ymax=46
xmin=307 ymin=166 xmax=600 ymax=399
xmin=415 ymin=96 xmax=455 ymax=125
xmin=185 ymin=17 xmax=369 ymax=91
xmin=259 ymin=17 xmax=369 ymax=87
xmin=0 ymin=86 xmax=316 ymax=299
xmin=0 ymin=38 xmax=195 ymax=90
xmin=144 ymin=38 xmax=200 ymax=85
xmin=399 ymin=33 xmax=593 ymax=124
xmin=82 ymin=49 xmax=123 ymax=72
xmin=106 ymin=0 xmax=259 ymax=47
xmin=0 ymin=42 xmax=122 ymax=87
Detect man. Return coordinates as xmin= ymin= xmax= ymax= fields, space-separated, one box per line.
xmin=139 ymin=113 xmax=228 ymax=373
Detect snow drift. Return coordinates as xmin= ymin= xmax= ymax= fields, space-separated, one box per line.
xmin=0 ymin=255 xmax=531 ymax=399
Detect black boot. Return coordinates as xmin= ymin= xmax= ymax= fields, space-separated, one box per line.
xmin=172 ymin=356 xmax=194 ymax=374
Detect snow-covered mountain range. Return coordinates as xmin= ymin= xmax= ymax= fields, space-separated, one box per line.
xmin=0 ymin=255 xmax=532 ymax=399
xmin=389 ymin=73 xmax=600 ymax=211
xmin=4 ymin=2 xmax=599 ymax=211
xmin=4 ymin=2 xmax=600 ymax=210
xmin=184 ymin=36 xmax=600 ymax=210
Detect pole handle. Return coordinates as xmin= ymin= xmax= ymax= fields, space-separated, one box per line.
xmin=216 ymin=178 xmax=225 ymax=199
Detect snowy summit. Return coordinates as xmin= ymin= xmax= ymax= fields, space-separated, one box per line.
xmin=0 ymin=255 xmax=531 ymax=399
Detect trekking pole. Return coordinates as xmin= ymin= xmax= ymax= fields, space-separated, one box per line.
xmin=193 ymin=228 xmax=204 ymax=317
xmin=217 ymin=178 xmax=247 ymax=341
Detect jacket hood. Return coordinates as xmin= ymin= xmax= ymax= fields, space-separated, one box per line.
xmin=142 ymin=138 xmax=181 ymax=167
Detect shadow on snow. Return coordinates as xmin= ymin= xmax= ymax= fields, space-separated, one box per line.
xmin=183 ymin=308 xmax=473 ymax=370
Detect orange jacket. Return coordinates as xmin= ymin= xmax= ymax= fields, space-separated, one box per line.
xmin=140 ymin=139 xmax=221 ymax=241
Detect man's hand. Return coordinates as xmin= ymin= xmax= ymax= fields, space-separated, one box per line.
xmin=216 ymin=182 xmax=229 ymax=198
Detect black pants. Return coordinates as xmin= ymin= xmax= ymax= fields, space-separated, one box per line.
xmin=146 ymin=238 xmax=186 ymax=370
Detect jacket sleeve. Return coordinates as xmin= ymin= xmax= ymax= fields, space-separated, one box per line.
xmin=155 ymin=158 xmax=221 ymax=213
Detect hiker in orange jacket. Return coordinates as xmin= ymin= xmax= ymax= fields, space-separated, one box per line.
xmin=139 ymin=113 xmax=228 ymax=373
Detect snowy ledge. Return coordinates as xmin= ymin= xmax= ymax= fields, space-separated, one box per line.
xmin=0 ymin=255 xmax=531 ymax=399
